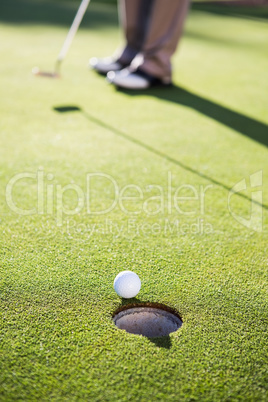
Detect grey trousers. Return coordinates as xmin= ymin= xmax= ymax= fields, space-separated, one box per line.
xmin=116 ymin=0 xmax=190 ymax=81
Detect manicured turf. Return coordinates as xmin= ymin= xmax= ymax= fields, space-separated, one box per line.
xmin=0 ymin=0 xmax=268 ymax=400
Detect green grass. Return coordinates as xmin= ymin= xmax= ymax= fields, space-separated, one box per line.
xmin=0 ymin=0 xmax=268 ymax=401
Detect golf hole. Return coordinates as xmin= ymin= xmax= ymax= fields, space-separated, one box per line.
xmin=113 ymin=303 xmax=182 ymax=338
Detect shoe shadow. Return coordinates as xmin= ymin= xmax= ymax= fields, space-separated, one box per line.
xmin=117 ymin=85 xmax=268 ymax=148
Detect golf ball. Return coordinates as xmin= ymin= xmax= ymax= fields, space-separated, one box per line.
xmin=32 ymin=66 xmax=40 ymax=75
xmin=113 ymin=271 xmax=141 ymax=299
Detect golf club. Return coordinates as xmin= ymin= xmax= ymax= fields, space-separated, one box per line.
xmin=32 ymin=0 xmax=91 ymax=78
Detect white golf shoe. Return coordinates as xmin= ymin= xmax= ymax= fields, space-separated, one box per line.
xmin=107 ymin=68 xmax=172 ymax=90
xmin=89 ymin=57 xmax=127 ymax=75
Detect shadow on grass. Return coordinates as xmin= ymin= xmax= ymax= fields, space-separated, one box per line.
xmin=192 ymin=2 xmax=268 ymax=22
xmin=0 ymin=0 xmax=118 ymax=27
xmin=1 ymin=0 xmax=267 ymax=29
xmin=118 ymin=85 xmax=268 ymax=148
xmin=1 ymin=0 xmax=267 ymax=26
xmin=53 ymin=104 xmax=268 ymax=211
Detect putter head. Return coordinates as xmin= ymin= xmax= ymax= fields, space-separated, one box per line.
xmin=32 ymin=66 xmax=60 ymax=79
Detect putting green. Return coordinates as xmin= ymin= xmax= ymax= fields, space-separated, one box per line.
xmin=0 ymin=1 xmax=267 ymax=400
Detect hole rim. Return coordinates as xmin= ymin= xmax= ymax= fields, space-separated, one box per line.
xmin=112 ymin=302 xmax=183 ymax=322
xmin=112 ymin=302 xmax=183 ymax=338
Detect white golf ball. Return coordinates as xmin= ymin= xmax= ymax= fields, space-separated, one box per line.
xmin=32 ymin=66 xmax=40 ymax=75
xmin=113 ymin=271 xmax=141 ymax=298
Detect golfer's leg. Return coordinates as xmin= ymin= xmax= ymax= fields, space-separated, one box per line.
xmin=135 ymin=0 xmax=190 ymax=81
xmin=116 ymin=0 xmax=153 ymax=65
